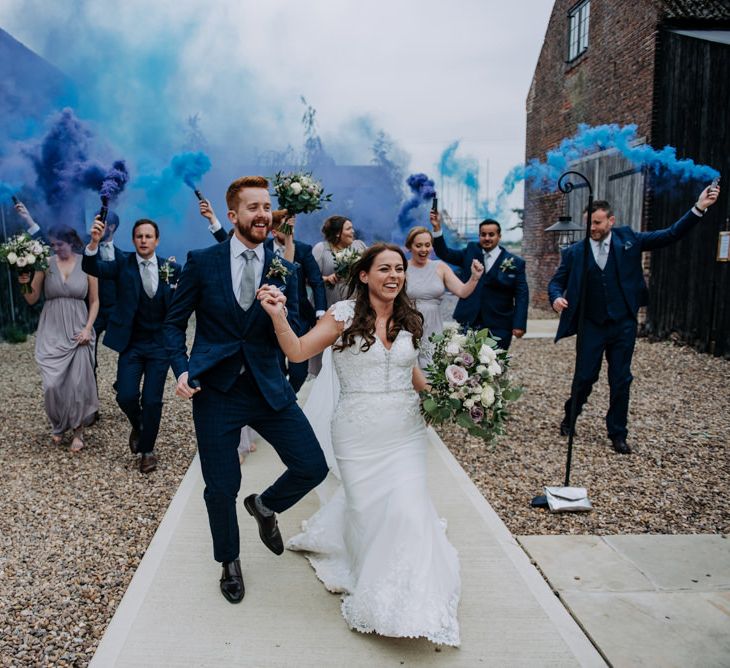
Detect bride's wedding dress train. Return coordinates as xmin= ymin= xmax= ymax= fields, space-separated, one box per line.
xmin=287 ymin=301 xmax=461 ymax=646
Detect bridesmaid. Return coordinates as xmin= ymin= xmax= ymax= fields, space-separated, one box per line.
xmin=312 ymin=216 xmax=367 ymax=307
xmin=19 ymin=226 xmax=99 ymax=452
xmin=405 ymin=226 xmax=483 ymax=368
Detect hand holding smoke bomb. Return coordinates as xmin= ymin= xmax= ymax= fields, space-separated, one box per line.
xmin=431 ymin=193 xmax=438 ymax=213
xmin=11 ymin=195 xmax=19 ymax=206
xmin=194 ymin=189 xmax=205 ymax=202
xmin=711 ymin=176 xmax=720 ymax=194
xmin=99 ymin=195 xmax=109 ymax=224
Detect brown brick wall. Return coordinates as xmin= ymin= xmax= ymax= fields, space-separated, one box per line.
xmin=524 ymin=0 xmax=663 ymax=310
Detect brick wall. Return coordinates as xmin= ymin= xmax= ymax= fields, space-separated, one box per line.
xmin=524 ymin=0 xmax=663 ymax=309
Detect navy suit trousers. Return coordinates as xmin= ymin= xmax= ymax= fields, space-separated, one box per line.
xmin=192 ymin=371 xmax=327 ymax=563
xmin=565 ymin=317 xmax=636 ymax=439
xmin=115 ymin=340 xmax=170 ymax=453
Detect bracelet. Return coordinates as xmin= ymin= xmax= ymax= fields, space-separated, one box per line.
xmin=692 ymin=204 xmax=706 ymax=216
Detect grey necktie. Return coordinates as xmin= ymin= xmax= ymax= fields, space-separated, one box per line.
xmin=140 ymin=260 xmax=155 ymax=298
xmin=239 ymin=249 xmax=257 ymax=310
xmin=100 ymin=242 xmax=114 ymax=261
xmin=483 ymin=250 xmax=491 ymax=272
xmin=596 ymin=241 xmax=609 ymax=270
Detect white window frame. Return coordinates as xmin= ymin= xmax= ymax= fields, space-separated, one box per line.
xmin=568 ymin=0 xmax=590 ymax=61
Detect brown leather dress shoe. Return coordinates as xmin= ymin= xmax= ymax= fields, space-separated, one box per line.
xmin=610 ymin=436 xmax=631 ymax=455
xmin=243 ymin=494 xmax=284 ymax=555
xmin=220 ymin=559 xmax=245 ymax=603
xmin=140 ymin=452 xmax=157 ymax=473
xmin=129 ymin=428 xmax=140 ymax=454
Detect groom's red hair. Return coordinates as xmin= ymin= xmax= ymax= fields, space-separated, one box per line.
xmin=226 ymin=176 xmax=269 ymax=210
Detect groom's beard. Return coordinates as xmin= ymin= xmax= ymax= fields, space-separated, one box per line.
xmin=235 ymin=217 xmax=270 ymax=245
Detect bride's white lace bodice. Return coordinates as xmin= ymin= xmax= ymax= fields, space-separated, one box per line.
xmin=330 ymin=300 xmax=418 ymax=395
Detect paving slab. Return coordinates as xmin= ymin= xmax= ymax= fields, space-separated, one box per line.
xmin=518 ymin=534 xmax=730 ymax=667
xmin=92 ymin=428 xmax=602 ymax=667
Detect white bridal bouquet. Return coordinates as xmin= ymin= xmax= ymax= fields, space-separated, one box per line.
xmin=272 ymin=171 xmax=332 ymax=234
xmin=333 ymin=246 xmax=362 ymax=280
xmin=0 ymin=233 xmax=51 ymax=294
xmin=421 ymin=326 xmax=522 ymax=441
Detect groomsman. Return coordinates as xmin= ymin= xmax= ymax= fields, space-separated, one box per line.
xmin=548 ymin=185 xmax=720 ymax=454
xmin=431 ymin=212 xmax=529 ymax=349
xmin=265 ymin=210 xmax=327 ymax=392
xmin=83 ymin=217 xmax=181 ymax=472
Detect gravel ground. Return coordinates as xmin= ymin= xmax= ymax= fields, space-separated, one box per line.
xmin=1 ymin=329 xmax=728 ymax=665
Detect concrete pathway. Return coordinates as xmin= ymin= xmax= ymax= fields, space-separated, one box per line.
xmin=91 ymin=429 xmax=602 ymax=667
xmin=518 ymin=535 xmax=730 ymax=667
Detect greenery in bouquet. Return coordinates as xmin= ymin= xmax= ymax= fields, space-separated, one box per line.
xmin=333 ymin=246 xmax=362 ymax=280
xmin=0 ymin=233 xmax=51 ymax=294
xmin=272 ymin=171 xmax=332 ymax=234
xmin=421 ymin=326 xmax=522 ymax=442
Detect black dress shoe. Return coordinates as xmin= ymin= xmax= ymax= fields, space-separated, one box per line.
xmin=560 ymin=421 xmax=577 ymax=437
xmin=220 ymin=559 xmax=245 ymax=603
xmin=140 ymin=452 xmax=157 ymax=473
xmin=243 ymin=494 xmax=284 ymax=555
xmin=129 ymin=428 xmax=140 ymax=454
xmin=610 ymin=436 xmax=631 ymax=454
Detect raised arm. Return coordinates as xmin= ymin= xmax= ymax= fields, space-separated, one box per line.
xmin=257 ymin=285 xmax=340 ymax=362
xmin=82 ymin=216 xmax=121 ymax=279
xmin=430 ymin=209 xmax=466 ymax=265
xmin=439 ymin=259 xmax=483 ymax=298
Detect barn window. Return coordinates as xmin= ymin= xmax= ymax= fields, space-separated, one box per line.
xmin=568 ymin=0 xmax=590 ymax=61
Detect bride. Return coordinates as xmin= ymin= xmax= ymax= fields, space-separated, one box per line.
xmin=257 ymin=243 xmax=460 ymax=646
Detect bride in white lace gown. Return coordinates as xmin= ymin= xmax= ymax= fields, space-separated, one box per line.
xmin=257 ymin=244 xmax=460 ymax=646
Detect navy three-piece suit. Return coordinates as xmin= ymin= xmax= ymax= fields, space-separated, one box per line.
xmin=548 ymin=208 xmax=702 ymax=439
xmin=433 ymin=236 xmax=529 ymax=349
xmin=163 ymin=239 xmax=327 ymax=564
xmin=82 ymin=251 xmax=181 ymax=454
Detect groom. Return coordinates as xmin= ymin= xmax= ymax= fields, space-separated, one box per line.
xmin=164 ymin=175 xmax=328 ymax=604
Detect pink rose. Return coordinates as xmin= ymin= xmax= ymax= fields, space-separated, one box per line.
xmin=445 ymin=364 xmax=468 ymax=386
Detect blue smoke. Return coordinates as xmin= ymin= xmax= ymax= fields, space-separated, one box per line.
xmin=396 ymin=173 xmax=435 ymax=230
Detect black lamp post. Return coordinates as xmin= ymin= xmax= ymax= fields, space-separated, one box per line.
xmin=531 ymin=170 xmax=593 ymax=507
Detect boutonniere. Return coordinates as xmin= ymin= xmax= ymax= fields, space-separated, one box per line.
xmin=499 ymin=257 xmax=516 ymax=272
xmin=624 ymin=241 xmax=633 ymax=250
xmin=159 ymin=256 xmax=177 ymax=285
xmin=266 ymin=256 xmax=290 ymax=281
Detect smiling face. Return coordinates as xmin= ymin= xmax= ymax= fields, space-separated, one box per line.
xmin=133 ymin=224 xmax=159 ymax=259
xmin=228 ymin=187 xmax=272 ymax=247
xmin=587 ymin=208 xmax=615 ymax=242
xmin=409 ymin=232 xmax=433 ymax=265
xmin=478 ymin=223 xmax=501 ymax=252
xmin=359 ymin=249 xmax=405 ymax=302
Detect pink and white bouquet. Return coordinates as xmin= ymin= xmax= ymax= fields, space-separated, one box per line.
xmin=272 ymin=171 xmax=332 ymax=234
xmin=421 ymin=326 xmax=522 ymax=441
xmin=0 ymin=233 xmax=51 ymax=294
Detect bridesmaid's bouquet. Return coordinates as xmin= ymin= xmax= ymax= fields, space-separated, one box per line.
xmin=0 ymin=233 xmax=51 ymax=294
xmin=272 ymin=171 xmax=332 ymax=234
xmin=333 ymin=246 xmax=362 ymax=280
xmin=421 ymin=326 xmax=522 ymax=442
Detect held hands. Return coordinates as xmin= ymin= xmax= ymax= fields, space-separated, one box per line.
xmin=553 ymin=297 xmax=569 ymax=313
xmin=429 ymin=210 xmax=442 ymax=233
xmin=696 ymin=184 xmax=720 ymax=211
xmin=470 ymin=259 xmax=485 ymax=281
xmin=175 ymin=371 xmax=201 ymax=399
xmin=257 ymin=284 xmax=287 ymax=317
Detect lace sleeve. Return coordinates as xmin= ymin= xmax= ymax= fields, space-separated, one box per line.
xmin=329 ymin=299 xmax=356 ymax=329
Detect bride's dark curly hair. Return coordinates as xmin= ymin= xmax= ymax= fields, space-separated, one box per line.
xmin=335 ymin=243 xmax=423 ymax=352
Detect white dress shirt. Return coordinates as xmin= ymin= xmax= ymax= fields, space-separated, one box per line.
xmin=590 ymin=232 xmax=612 ymax=266
xmin=230 ymin=234 xmax=264 ymax=303
xmin=482 ymin=247 xmax=503 ymax=273
xmin=99 ymin=240 xmax=115 ymax=261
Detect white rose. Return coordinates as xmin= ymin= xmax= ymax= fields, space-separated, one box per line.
xmin=488 ymin=361 xmax=502 ymax=377
xmin=31 ymin=242 xmax=42 ymax=255
xmin=289 ymin=182 xmax=302 ymax=195
xmin=464 ymin=398 xmax=475 ymax=409
xmin=445 ymin=340 xmax=460 ymax=356
xmin=476 ymin=364 xmax=487 ymax=375
xmin=449 ymin=392 xmax=459 ymax=400
xmin=478 ymin=344 xmax=497 ymax=364
xmin=16 ymin=256 xmax=27 ymax=267
xmin=481 ymin=385 xmax=496 ymax=407
xmin=25 ymin=254 xmax=36 ymax=265
xmin=453 ymin=334 xmax=467 ymax=347
xmin=6 ymin=252 xmax=17 ymax=265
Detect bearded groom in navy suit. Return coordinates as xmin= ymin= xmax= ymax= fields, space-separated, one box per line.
xmin=164 ymin=176 xmax=327 ymax=604
xmin=431 ymin=212 xmax=529 ymax=349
